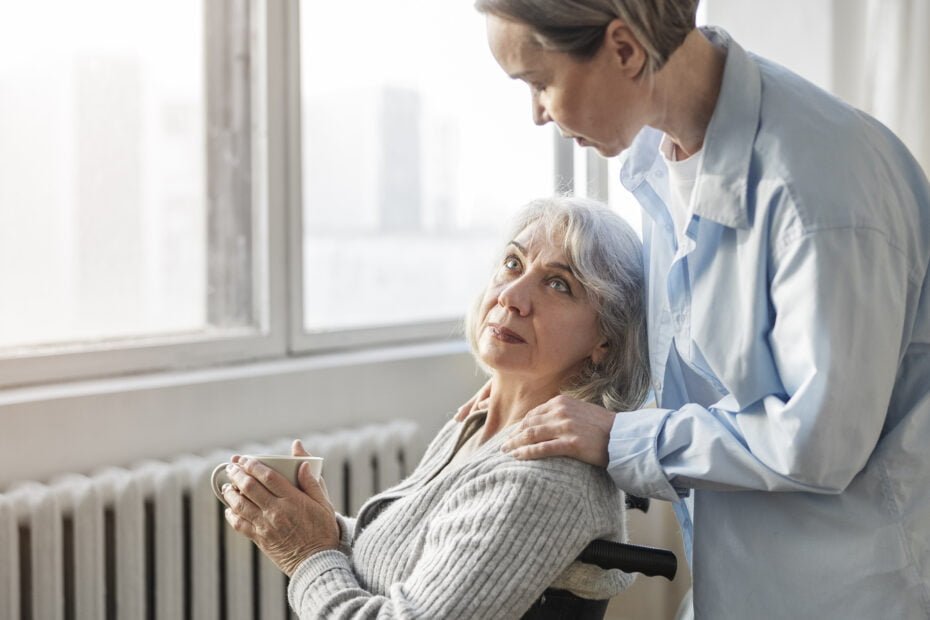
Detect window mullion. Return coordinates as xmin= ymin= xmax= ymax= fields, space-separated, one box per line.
xmin=282 ymin=0 xmax=307 ymax=354
xmin=205 ymin=0 xmax=254 ymax=327
xmin=553 ymin=130 xmax=574 ymax=194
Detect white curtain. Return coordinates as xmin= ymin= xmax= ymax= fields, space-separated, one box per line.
xmin=704 ymin=0 xmax=930 ymax=176
xmin=855 ymin=0 xmax=930 ymax=174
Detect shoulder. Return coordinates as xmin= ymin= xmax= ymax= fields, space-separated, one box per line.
xmin=458 ymin=451 xmax=625 ymax=527
xmin=722 ymin=54 xmax=930 ymax=272
xmin=749 ymin=54 xmax=927 ymax=243
xmin=505 ymin=454 xmax=620 ymax=497
xmin=752 ymin=53 xmax=871 ymax=174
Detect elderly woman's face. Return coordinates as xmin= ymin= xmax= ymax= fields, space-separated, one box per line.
xmin=485 ymin=14 xmax=647 ymax=157
xmin=476 ymin=224 xmax=607 ymax=390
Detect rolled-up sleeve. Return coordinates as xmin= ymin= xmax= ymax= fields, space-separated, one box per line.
xmin=607 ymin=408 xmax=679 ymax=501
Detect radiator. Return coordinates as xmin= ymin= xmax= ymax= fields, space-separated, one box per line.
xmin=0 ymin=420 xmax=421 ymax=620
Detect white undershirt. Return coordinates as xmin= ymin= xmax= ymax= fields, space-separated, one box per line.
xmin=660 ymin=134 xmax=703 ymax=250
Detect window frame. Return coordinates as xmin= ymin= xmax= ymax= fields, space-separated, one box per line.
xmin=0 ymin=0 xmax=288 ymax=389
xmin=284 ymin=0 xmax=568 ymax=354
xmin=280 ymin=0 xmax=463 ymax=352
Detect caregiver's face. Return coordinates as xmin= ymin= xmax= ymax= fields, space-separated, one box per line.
xmin=476 ymin=223 xmax=606 ymax=389
xmin=485 ymin=14 xmax=645 ymax=157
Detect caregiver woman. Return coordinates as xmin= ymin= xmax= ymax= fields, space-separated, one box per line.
xmin=469 ymin=0 xmax=930 ymax=617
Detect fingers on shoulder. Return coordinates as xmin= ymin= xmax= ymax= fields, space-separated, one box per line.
xmin=521 ymin=412 xmax=578 ymax=440
xmin=527 ymin=395 xmax=573 ymax=421
xmin=549 ymin=395 xmax=583 ymax=420
xmin=511 ymin=437 xmax=577 ymax=461
xmin=520 ymin=423 xmax=552 ymax=444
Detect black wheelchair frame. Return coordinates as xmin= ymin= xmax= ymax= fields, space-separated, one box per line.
xmin=520 ymin=496 xmax=678 ymax=620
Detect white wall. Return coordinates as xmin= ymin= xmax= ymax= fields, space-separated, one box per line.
xmin=704 ymin=0 xmax=835 ymax=92
xmin=704 ymin=0 xmax=930 ymax=174
xmin=0 ymin=343 xmax=485 ymax=490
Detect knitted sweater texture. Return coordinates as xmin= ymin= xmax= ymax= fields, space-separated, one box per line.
xmin=287 ymin=414 xmax=633 ymax=619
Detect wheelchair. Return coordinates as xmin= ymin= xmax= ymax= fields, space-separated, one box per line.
xmin=520 ymin=496 xmax=678 ymax=620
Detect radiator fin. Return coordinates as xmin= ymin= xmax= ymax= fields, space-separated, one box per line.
xmin=0 ymin=420 xmax=419 ymax=620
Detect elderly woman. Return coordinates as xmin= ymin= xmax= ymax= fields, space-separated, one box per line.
xmin=466 ymin=1 xmax=930 ymax=618
xmin=219 ymin=196 xmax=649 ymax=618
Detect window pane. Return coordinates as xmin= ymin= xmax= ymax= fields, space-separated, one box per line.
xmin=0 ymin=0 xmax=260 ymax=354
xmin=0 ymin=0 xmax=208 ymax=350
xmin=300 ymin=1 xmax=553 ymax=332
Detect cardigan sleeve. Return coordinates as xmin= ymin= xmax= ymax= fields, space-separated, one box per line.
xmin=334 ymin=513 xmax=356 ymax=555
xmin=287 ymin=464 xmax=606 ymax=619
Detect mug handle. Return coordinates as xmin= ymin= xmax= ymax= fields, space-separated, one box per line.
xmin=211 ymin=463 xmax=232 ymax=507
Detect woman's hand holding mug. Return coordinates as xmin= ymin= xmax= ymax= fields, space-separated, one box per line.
xmin=217 ymin=440 xmax=340 ymax=577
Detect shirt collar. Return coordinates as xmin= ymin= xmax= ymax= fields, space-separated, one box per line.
xmin=621 ymin=26 xmax=761 ymax=230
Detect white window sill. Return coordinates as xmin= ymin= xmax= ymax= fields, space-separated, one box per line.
xmin=0 ymin=339 xmax=484 ymax=490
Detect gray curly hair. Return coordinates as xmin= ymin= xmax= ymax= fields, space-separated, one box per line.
xmin=475 ymin=0 xmax=699 ymax=75
xmin=465 ymin=196 xmax=650 ymax=412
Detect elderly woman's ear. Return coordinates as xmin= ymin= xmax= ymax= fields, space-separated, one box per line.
xmin=591 ymin=340 xmax=609 ymax=366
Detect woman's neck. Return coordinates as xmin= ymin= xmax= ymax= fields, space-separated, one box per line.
xmin=476 ymin=375 xmax=561 ymax=442
xmin=646 ymin=28 xmax=727 ymax=158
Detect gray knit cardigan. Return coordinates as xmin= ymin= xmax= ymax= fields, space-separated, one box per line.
xmin=287 ymin=414 xmax=634 ymax=618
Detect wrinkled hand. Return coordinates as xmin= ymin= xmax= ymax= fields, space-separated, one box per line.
xmin=501 ymin=395 xmax=616 ymax=467
xmin=454 ymin=380 xmax=492 ymax=422
xmin=291 ymin=440 xmax=336 ymax=503
xmin=223 ymin=440 xmax=339 ymax=577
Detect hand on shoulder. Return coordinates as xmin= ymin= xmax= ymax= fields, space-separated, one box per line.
xmin=501 ymin=395 xmax=616 ymax=468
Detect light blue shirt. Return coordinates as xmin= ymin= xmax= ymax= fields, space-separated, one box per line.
xmin=607 ymin=28 xmax=930 ymax=619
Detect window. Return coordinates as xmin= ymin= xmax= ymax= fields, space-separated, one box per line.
xmin=0 ymin=0 xmax=208 ymax=349
xmin=0 ymin=1 xmax=561 ymax=384
xmin=295 ymin=0 xmax=554 ymax=349
xmin=0 ymin=0 xmax=280 ymax=387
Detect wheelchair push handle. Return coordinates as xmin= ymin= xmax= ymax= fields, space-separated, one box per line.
xmin=577 ymin=540 xmax=678 ymax=581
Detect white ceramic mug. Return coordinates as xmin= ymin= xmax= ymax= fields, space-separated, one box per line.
xmin=211 ymin=455 xmax=324 ymax=506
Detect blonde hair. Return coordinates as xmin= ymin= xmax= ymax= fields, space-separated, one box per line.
xmin=465 ymin=196 xmax=650 ymax=412
xmin=475 ymin=0 xmax=699 ymax=75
